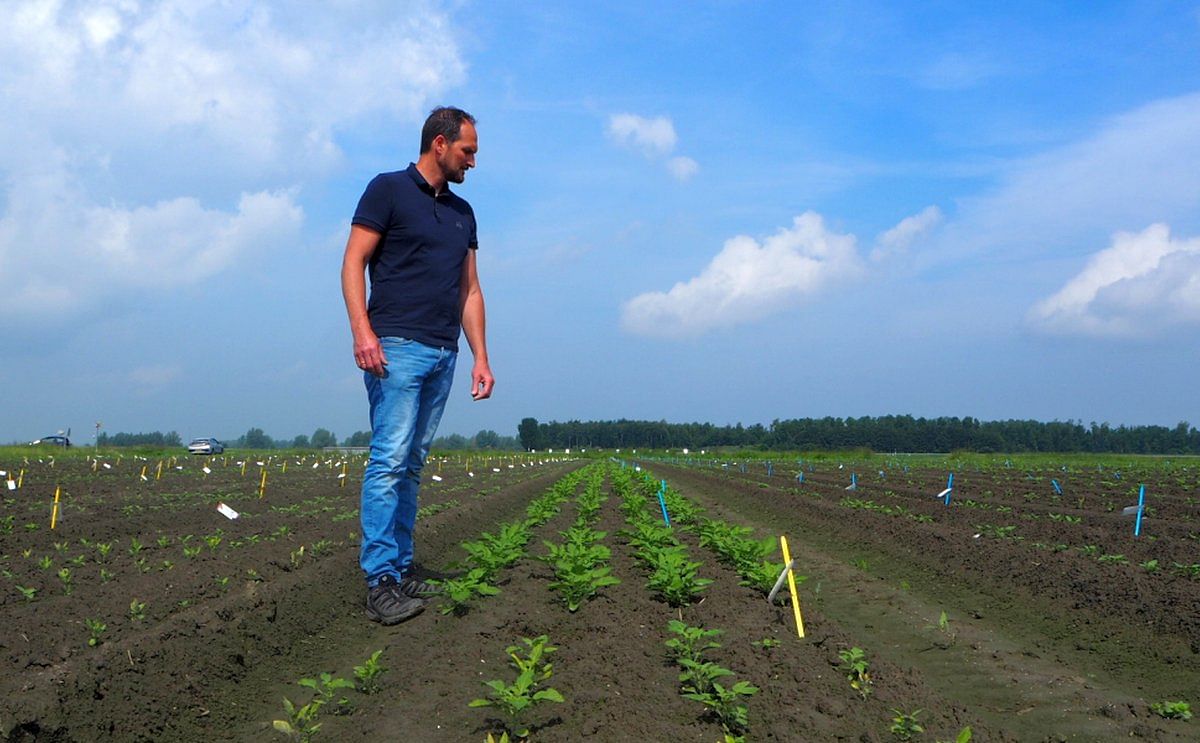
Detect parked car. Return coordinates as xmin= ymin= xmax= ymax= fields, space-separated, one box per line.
xmin=187 ymin=437 xmax=225 ymax=455
xmin=30 ymin=434 xmax=71 ymax=447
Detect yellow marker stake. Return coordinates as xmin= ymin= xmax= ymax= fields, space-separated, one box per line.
xmin=155 ymin=460 xmax=163 ymax=481
xmin=18 ymin=469 xmax=24 ymax=488
xmin=281 ymin=460 xmax=287 ymax=474
xmin=780 ymin=536 xmax=805 ymax=638
xmin=50 ymin=486 xmax=61 ymax=529
xmin=92 ymin=459 xmax=98 ymax=473
xmin=140 ymin=465 xmax=148 ymax=480
xmin=340 ymin=462 xmax=348 ymax=488
xmin=259 ymin=469 xmax=268 ymax=498
xmin=241 ymin=460 xmax=247 ymax=476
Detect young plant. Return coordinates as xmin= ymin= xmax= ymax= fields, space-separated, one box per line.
xmin=58 ymin=567 xmax=73 ymax=595
xmin=183 ymin=545 xmax=202 ymax=559
xmin=273 ymin=696 xmax=322 ymax=742
xmin=95 ymin=542 xmax=113 ymax=561
xmin=16 ymin=585 xmax=37 ymax=601
xmin=838 ymin=647 xmax=873 ymax=699
xmin=681 ymin=679 xmax=759 ymax=737
xmin=38 ymin=555 xmax=53 ymax=570
xmin=645 ymin=545 xmax=712 ymax=607
xmin=84 ymin=617 xmax=106 ymax=647
xmin=128 ymin=537 xmax=144 ymax=556
xmin=99 ymin=568 xmax=114 ymax=583
xmin=664 ymin=619 xmax=723 ymax=664
xmin=677 ymin=658 xmax=735 ymax=695
xmin=1149 ymin=700 xmax=1192 ymax=720
xmin=439 ymin=568 xmax=501 ymax=615
xmin=890 ymin=708 xmax=925 ymax=741
xmin=299 ymin=672 xmax=355 ymax=716
xmin=353 ymin=650 xmax=387 ymax=695
xmin=469 ymin=635 xmax=565 ymax=738
xmin=129 ymin=598 xmax=147 ymax=621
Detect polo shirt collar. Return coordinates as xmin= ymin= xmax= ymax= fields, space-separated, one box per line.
xmin=405 ymin=162 xmax=452 ymax=197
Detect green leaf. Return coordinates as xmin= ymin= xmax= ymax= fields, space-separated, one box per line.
xmin=272 ymin=720 xmax=294 ymax=734
xmin=533 ymin=688 xmax=565 ymax=703
xmin=467 ymin=698 xmax=493 ymax=708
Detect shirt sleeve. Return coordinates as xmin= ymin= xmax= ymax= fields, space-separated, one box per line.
xmin=351 ymin=174 xmax=391 ymax=233
xmin=466 ymin=202 xmax=479 ymax=250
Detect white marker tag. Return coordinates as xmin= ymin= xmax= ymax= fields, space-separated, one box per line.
xmin=203 ymin=466 xmax=211 ymax=474
xmin=936 ymin=488 xmax=951 ymax=499
xmin=1121 ymin=505 xmax=1139 ymax=517
xmin=492 ymin=467 xmax=501 ymax=473
xmin=313 ymin=462 xmax=320 ymax=469
xmin=217 ymin=502 xmax=240 ymax=520
xmin=431 ymin=475 xmax=443 ymax=482
xmin=0 ymin=470 xmax=6 ymax=476
xmin=337 ymin=473 xmax=346 ymax=479
xmin=103 ymin=463 xmax=112 ymax=469
xmin=6 ymin=480 xmax=15 ymax=491
xmin=140 ymin=475 xmax=148 ymax=481
xmin=468 ymin=472 xmax=474 ymax=477
xmin=507 ymin=464 xmax=514 ymax=469
xmin=255 ymin=461 xmax=265 ymax=466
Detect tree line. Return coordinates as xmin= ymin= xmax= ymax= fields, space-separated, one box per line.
xmin=97 ymin=427 xmax=520 ymax=450
xmin=517 ymin=416 xmax=1200 ymax=454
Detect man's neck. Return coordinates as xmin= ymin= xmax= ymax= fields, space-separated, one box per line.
xmin=415 ymin=156 xmax=446 ymax=195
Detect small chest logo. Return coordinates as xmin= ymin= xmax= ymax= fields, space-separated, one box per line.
xmin=455 ymin=221 xmax=463 ymax=230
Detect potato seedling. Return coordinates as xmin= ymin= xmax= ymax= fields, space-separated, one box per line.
xmin=1150 ymin=700 xmax=1192 ymax=720
xmin=16 ymin=585 xmax=37 ymax=601
xmin=58 ymin=567 xmax=72 ymax=595
xmin=129 ymin=598 xmax=147 ymax=621
xmin=469 ymin=635 xmax=564 ymax=738
xmin=84 ymin=618 xmax=106 ymax=647
xmin=681 ymin=679 xmax=759 ymax=737
xmin=353 ymin=650 xmax=386 ymax=695
xmin=889 ymin=708 xmax=924 ymax=741
xmin=665 ymin=620 xmax=723 ymax=664
xmin=838 ymin=647 xmax=872 ymax=699
xmin=439 ymin=568 xmax=500 ymax=615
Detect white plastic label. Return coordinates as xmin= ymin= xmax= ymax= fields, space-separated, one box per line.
xmin=216 ymin=502 xmax=240 ymax=520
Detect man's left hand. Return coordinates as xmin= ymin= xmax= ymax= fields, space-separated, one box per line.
xmin=471 ymin=361 xmax=494 ymax=400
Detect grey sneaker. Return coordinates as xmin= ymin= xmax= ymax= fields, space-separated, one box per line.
xmin=366 ymin=575 xmax=425 ymax=625
xmin=399 ymin=575 xmax=443 ymax=598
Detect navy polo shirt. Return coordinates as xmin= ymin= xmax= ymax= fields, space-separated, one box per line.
xmin=352 ymin=163 xmax=478 ymax=351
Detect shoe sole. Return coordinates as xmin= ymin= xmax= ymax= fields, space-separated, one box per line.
xmin=366 ymin=599 xmax=426 ymax=625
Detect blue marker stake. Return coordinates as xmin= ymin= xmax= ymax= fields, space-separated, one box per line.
xmin=767 ymin=461 xmax=774 ymax=477
xmin=657 ymin=480 xmax=671 ymax=527
xmin=945 ymin=472 xmax=954 ymax=505
xmin=1051 ymin=479 xmax=1062 ymax=495
xmin=845 ymin=473 xmax=857 ymax=491
xmin=1134 ymin=484 xmax=1146 ymax=537
xmin=796 ymin=471 xmax=805 ymax=484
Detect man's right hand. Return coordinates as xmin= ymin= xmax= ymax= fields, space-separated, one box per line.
xmin=354 ymin=331 xmax=388 ymax=377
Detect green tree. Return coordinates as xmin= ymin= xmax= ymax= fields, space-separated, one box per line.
xmin=343 ymin=430 xmax=371 ymax=447
xmin=311 ymin=428 xmax=338 ymax=449
xmin=241 ymin=427 xmax=272 ymax=449
xmin=518 ymin=417 xmax=541 ymax=450
xmin=291 ymin=434 xmax=311 ymax=449
xmin=474 ymin=429 xmax=501 ymax=449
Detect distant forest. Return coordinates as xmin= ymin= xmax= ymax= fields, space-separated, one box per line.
xmin=517 ymin=416 xmax=1200 ymax=454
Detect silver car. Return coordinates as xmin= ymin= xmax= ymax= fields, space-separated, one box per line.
xmin=187 ymin=437 xmax=225 ymax=455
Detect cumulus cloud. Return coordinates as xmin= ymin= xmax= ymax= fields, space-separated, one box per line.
xmin=0 ymin=0 xmax=463 ymax=324
xmin=871 ymin=205 xmax=943 ymax=261
xmin=621 ymin=213 xmax=863 ymax=338
xmin=607 ymin=112 xmax=699 ymax=181
xmin=1028 ymin=224 xmax=1200 ymax=336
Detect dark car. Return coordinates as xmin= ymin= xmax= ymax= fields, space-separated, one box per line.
xmin=187 ymin=437 xmax=225 ymax=455
xmin=30 ymin=435 xmax=71 ymax=447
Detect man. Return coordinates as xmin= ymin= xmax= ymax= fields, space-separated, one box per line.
xmin=341 ymin=106 xmax=494 ymax=625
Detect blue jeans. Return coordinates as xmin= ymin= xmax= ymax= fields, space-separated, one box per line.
xmin=360 ymin=337 xmax=457 ymax=586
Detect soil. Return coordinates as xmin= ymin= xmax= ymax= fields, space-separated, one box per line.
xmin=1 ymin=453 xmax=1196 ymax=741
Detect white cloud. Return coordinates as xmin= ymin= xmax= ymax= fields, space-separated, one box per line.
xmin=933 ymin=92 xmax=1200 ymax=267
xmin=607 ymin=113 xmax=678 ymax=157
xmin=871 ymin=205 xmax=942 ymax=261
xmin=1028 ymin=224 xmax=1200 ymax=336
xmin=666 ymin=156 xmax=700 ymax=182
xmin=607 ymin=112 xmax=699 ymax=180
xmin=0 ymin=0 xmax=463 ymax=325
xmin=621 ymin=213 xmax=863 ymax=338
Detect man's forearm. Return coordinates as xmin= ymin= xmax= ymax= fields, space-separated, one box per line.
xmin=460 ymin=289 xmax=488 ymax=362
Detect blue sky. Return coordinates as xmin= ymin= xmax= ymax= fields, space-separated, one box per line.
xmin=2 ymin=1 xmax=1199 ymax=445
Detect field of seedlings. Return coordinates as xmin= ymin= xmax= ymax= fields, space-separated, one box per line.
xmin=1 ymin=449 xmax=1197 ymax=741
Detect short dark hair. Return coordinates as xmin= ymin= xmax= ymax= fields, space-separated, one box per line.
xmin=420 ymin=106 xmax=476 ymax=153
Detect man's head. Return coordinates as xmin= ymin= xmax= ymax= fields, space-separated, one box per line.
xmin=420 ymin=106 xmax=477 ymax=186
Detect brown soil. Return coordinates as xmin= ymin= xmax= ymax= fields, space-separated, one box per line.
xmin=1 ymin=454 xmax=1196 ymax=741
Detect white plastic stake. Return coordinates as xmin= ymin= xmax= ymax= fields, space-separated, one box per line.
xmin=767 ymin=559 xmax=797 ymax=605
xmin=216 ymin=502 xmax=240 ymax=520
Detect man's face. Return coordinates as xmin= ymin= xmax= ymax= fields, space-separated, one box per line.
xmin=437 ymin=121 xmax=477 ymax=184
